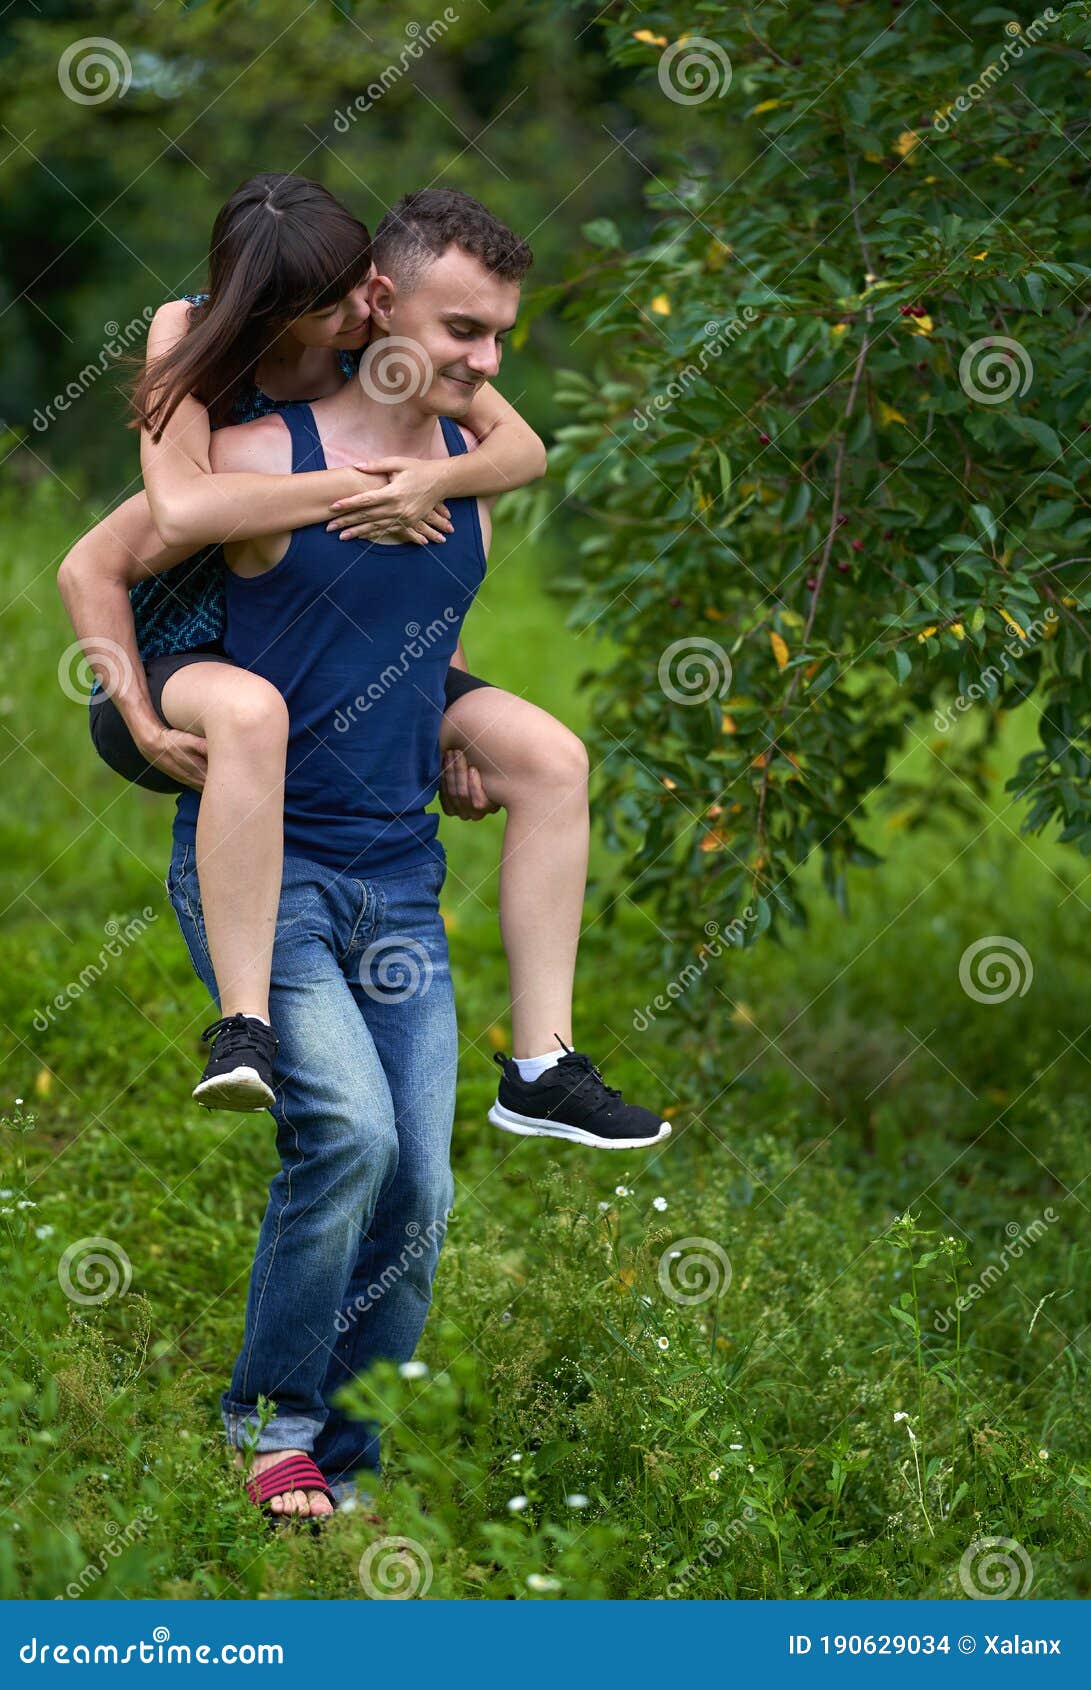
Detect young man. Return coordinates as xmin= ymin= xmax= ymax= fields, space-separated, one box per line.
xmin=164 ymin=194 xmax=523 ymax=1518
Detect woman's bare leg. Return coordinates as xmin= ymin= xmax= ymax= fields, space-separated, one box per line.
xmin=441 ymin=689 xmax=589 ymax=1057
xmin=160 ymin=663 xmax=288 ymax=1023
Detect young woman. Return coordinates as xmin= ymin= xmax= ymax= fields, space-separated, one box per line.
xmin=58 ymin=173 xmax=668 ymax=1150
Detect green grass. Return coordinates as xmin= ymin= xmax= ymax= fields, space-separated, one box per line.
xmin=1 ymin=475 xmax=1089 ymax=1599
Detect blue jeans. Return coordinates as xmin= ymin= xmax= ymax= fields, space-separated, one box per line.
xmin=166 ymin=840 xmax=457 ymax=1487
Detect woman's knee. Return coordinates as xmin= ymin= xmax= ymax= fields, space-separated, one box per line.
xmin=205 ymin=671 xmax=289 ymax=747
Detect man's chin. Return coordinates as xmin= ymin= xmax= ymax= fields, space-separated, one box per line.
xmin=438 ymin=376 xmax=479 ymax=414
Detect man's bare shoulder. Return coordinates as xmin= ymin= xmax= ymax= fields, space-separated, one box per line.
xmin=209 ymin=412 xmax=293 ymax=475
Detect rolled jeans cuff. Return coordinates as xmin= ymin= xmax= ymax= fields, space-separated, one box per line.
xmin=222 ymin=1398 xmax=325 ymax=1455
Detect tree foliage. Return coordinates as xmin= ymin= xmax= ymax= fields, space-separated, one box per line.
xmin=547 ymin=0 xmax=1091 ymax=951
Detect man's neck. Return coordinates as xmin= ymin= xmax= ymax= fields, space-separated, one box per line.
xmin=318 ymin=375 xmax=445 ymax=457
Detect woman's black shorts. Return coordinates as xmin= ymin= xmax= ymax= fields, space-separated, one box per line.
xmin=88 ymin=643 xmax=494 ymax=796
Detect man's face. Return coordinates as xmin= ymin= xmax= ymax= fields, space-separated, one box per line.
xmin=369 ymin=245 xmax=521 ymax=415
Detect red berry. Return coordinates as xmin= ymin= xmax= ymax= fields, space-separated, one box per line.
xmin=758 ymin=432 xmax=771 ymax=445
xmin=837 ymin=514 xmax=849 ymax=527
xmin=669 ymin=595 xmax=682 ymax=608
xmin=883 ymin=529 xmax=894 ymax=540
xmin=837 ymin=561 xmax=851 ymax=574
xmin=806 ymin=577 xmax=818 ymax=591
xmin=851 ymin=538 xmax=865 ymax=552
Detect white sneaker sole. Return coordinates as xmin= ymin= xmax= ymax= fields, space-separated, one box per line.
xmin=488 ymin=1102 xmax=672 ymax=1150
xmin=193 ymin=1066 xmax=276 ymax=1113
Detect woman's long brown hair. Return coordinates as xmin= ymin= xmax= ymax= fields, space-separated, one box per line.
xmin=131 ymin=173 xmax=372 ymax=440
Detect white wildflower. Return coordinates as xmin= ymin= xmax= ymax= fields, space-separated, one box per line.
xmin=506 ymin=1495 xmax=529 ymax=1513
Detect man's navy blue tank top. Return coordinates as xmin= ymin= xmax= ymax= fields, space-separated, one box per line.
xmin=172 ymin=403 xmax=487 ymax=876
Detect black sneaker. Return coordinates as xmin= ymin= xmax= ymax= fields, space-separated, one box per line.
xmin=193 ymin=1014 xmax=278 ymax=1112
xmin=488 ymin=1042 xmax=671 ymax=1149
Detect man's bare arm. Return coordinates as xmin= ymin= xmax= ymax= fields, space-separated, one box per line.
xmin=56 ymin=493 xmax=210 ymax=787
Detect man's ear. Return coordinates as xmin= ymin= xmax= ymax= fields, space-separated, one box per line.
xmin=368 ymin=272 xmax=397 ymax=327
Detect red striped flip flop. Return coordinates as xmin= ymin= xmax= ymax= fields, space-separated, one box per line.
xmin=246 ymin=1453 xmax=334 ymax=1519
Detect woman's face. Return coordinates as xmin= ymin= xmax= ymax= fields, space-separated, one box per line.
xmin=290 ymin=278 xmax=372 ymax=350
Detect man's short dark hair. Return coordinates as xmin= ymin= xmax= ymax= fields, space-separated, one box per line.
xmin=373 ymin=189 xmax=533 ymax=294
